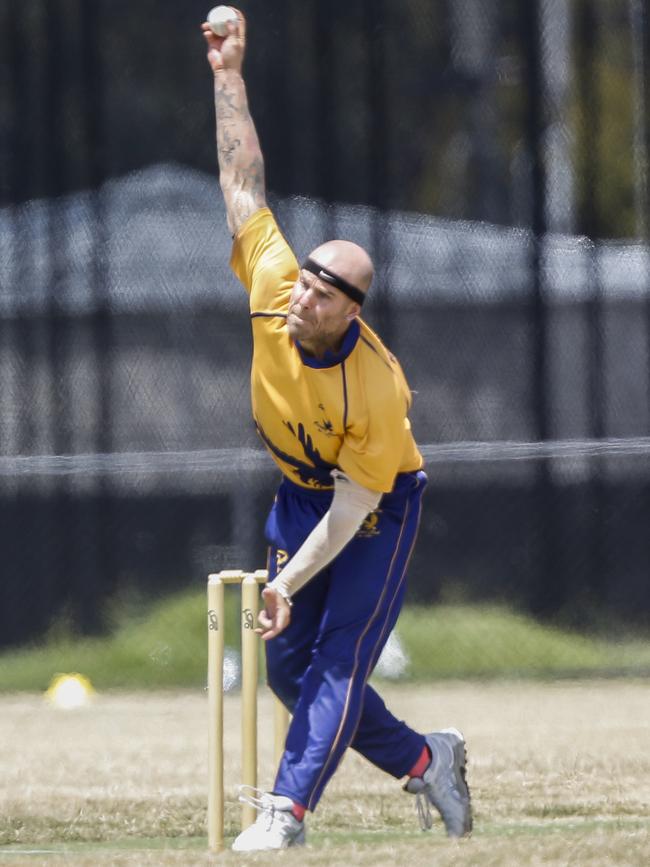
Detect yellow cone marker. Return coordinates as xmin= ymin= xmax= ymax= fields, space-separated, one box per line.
xmin=45 ymin=673 xmax=95 ymax=709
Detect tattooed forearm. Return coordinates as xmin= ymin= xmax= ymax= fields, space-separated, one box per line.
xmin=218 ymin=129 xmax=241 ymax=164
xmin=215 ymin=86 xmax=242 ymax=123
xmin=214 ymin=70 xmax=266 ymax=234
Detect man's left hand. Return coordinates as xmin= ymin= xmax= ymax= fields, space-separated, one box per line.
xmin=256 ymin=586 xmax=291 ymax=640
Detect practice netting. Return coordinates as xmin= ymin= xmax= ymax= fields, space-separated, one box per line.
xmin=3 ymin=1 xmax=650 ymax=648
xmin=2 ymin=436 xmax=650 ymax=481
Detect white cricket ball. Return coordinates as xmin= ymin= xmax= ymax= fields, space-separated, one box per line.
xmin=207 ymin=6 xmax=238 ymax=37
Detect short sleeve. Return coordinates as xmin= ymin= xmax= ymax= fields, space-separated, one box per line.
xmin=230 ymin=208 xmax=299 ymax=314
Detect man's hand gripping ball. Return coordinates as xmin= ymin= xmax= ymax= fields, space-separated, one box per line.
xmin=201 ymin=6 xmax=246 ymax=75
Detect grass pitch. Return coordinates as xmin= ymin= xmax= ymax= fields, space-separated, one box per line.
xmin=0 ymin=682 xmax=648 ymax=865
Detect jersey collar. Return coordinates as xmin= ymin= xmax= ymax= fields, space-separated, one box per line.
xmin=295 ymin=319 xmax=360 ymax=369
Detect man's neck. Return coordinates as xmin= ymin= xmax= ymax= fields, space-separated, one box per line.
xmin=298 ymin=328 xmax=349 ymax=360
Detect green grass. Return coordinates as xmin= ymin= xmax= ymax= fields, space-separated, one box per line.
xmin=1 ymin=817 xmax=646 ymax=851
xmin=399 ymin=604 xmax=650 ymax=679
xmin=0 ymin=589 xmax=649 ymax=692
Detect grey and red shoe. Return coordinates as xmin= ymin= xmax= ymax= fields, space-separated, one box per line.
xmin=404 ymin=728 xmax=472 ymax=837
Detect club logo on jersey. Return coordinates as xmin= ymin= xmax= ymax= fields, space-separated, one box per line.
xmin=356 ymin=510 xmax=382 ymax=538
xmin=257 ymin=420 xmax=335 ymax=488
xmin=275 ymin=549 xmax=289 ymax=571
xmin=315 ymin=404 xmax=335 ymax=436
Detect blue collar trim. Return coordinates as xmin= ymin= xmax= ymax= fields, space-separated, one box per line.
xmin=296 ymin=320 xmax=360 ymax=369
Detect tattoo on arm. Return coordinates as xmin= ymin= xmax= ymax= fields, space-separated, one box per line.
xmin=219 ymin=129 xmax=241 ymax=164
xmin=214 ymin=73 xmax=267 ymax=234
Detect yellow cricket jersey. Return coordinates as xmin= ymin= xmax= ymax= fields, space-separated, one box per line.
xmin=230 ymin=208 xmax=423 ymax=494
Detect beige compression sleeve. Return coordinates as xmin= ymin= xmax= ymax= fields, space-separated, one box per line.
xmin=268 ymin=470 xmax=382 ymax=602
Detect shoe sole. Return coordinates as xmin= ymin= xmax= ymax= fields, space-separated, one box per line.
xmin=437 ymin=727 xmax=473 ymax=837
xmin=231 ymin=829 xmax=305 ymax=852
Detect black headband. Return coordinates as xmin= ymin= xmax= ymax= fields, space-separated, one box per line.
xmin=301 ymin=257 xmax=366 ymax=306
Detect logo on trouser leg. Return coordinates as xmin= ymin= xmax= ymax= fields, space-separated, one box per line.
xmin=356 ymin=510 xmax=382 ymax=538
xmin=275 ymin=549 xmax=289 ymax=571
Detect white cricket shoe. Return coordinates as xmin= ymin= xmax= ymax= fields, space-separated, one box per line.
xmin=231 ymin=788 xmax=306 ymax=852
xmin=404 ymin=728 xmax=472 ymax=837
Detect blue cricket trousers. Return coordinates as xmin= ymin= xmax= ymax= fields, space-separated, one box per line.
xmin=264 ymin=470 xmax=428 ymax=811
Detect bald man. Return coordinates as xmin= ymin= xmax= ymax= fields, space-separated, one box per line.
xmin=202 ymin=11 xmax=471 ymax=852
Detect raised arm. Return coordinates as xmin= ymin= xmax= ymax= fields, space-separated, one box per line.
xmin=201 ymin=10 xmax=267 ymax=236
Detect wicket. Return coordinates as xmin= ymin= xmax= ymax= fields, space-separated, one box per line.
xmin=207 ymin=569 xmax=290 ymax=852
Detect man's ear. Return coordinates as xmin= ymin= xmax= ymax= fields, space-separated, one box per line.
xmin=345 ymin=304 xmax=361 ymax=321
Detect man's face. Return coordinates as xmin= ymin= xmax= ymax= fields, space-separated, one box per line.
xmin=286 ymin=269 xmax=358 ymax=348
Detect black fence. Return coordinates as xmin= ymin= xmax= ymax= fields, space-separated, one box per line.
xmin=1 ymin=0 xmax=650 ymax=648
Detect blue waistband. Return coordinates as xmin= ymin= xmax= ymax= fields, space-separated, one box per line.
xmin=279 ymin=468 xmax=427 ymax=502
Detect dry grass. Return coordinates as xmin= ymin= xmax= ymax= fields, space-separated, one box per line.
xmin=0 ymin=682 xmax=648 ymax=865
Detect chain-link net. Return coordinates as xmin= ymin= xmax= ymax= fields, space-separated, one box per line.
xmin=1 ymin=0 xmax=649 ymax=654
